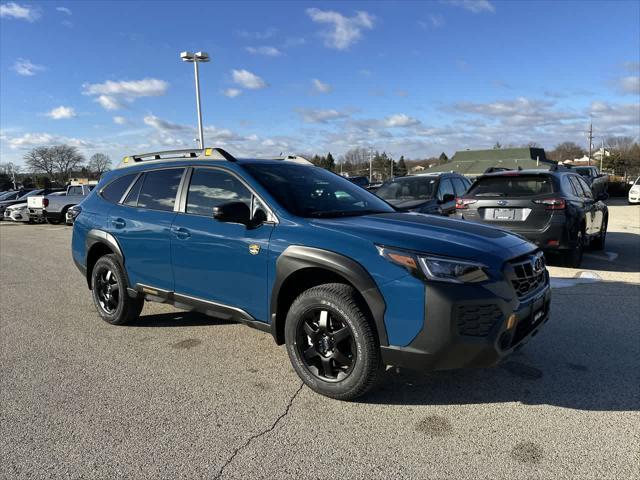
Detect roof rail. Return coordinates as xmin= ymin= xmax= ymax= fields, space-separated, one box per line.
xmin=272 ymin=155 xmax=313 ymax=165
xmin=119 ymin=147 xmax=237 ymax=167
xmin=549 ymin=163 xmax=572 ymax=172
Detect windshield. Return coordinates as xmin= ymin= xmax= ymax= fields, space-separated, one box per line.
xmin=376 ymin=176 xmax=437 ymax=202
xmin=0 ymin=191 xmax=16 ymax=200
xmin=17 ymin=190 xmax=42 ymax=200
xmin=242 ymin=163 xmax=395 ymax=218
xmin=468 ymin=175 xmax=554 ymax=197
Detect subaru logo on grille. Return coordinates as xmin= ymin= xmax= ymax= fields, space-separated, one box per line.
xmin=497 ymin=200 xmax=508 ymax=206
xmin=532 ymin=253 xmax=545 ymax=274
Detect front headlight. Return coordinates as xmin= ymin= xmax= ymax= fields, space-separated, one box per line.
xmin=377 ymin=245 xmax=489 ymax=284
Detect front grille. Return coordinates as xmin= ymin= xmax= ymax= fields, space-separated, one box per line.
xmin=456 ymin=304 xmax=503 ymax=336
xmin=506 ymin=251 xmax=548 ymax=299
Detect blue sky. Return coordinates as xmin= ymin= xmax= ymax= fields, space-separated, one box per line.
xmin=1 ymin=0 xmax=639 ymax=166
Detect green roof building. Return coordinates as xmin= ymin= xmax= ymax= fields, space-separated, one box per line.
xmin=422 ymin=147 xmax=555 ymax=176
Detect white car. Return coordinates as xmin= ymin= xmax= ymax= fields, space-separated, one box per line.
xmin=629 ymin=177 xmax=640 ymax=204
xmin=4 ymin=202 xmax=30 ymax=222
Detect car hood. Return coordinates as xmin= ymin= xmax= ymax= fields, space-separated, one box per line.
xmin=6 ymin=202 xmax=27 ymax=211
xmin=311 ymin=212 xmax=535 ymax=265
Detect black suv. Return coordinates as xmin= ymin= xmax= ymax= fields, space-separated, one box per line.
xmin=375 ymin=172 xmax=471 ymax=215
xmin=455 ymin=166 xmax=608 ymax=267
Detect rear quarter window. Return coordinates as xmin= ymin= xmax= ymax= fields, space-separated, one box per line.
xmin=468 ymin=175 xmax=554 ymax=197
xmin=100 ymin=173 xmax=137 ymax=204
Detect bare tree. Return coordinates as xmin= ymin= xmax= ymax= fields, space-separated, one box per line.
xmin=88 ymin=153 xmax=112 ymax=177
xmin=24 ymin=147 xmax=56 ymax=178
xmin=51 ymin=145 xmax=85 ymax=182
xmin=548 ymin=142 xmax=585 ymax=162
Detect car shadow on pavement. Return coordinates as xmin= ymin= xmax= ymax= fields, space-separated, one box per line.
xmin=360 ymin=280 xmax=640 ymax=412
xmin=131 ymin=310 xmax=235 ymax=328
xmin=544 ymin=231 xmax=640 ymax=273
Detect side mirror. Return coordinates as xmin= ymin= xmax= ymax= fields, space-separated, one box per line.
xmin=212 ymin=201 xmax=250 ymax=225
xmin=440 ymin=193 xmax=455 ymax=204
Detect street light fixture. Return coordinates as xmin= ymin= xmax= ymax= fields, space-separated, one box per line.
xmin=181 ymin=50 xmax=210 ymax=149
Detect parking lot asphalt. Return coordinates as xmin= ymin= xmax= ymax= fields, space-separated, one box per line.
xmin=1 ymin=201 xmax=639 ymax=479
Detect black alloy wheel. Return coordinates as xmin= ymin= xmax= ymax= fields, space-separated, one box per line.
xmin=95 ymin=267 xmax=120 ymax=315
xmin=296 ymin=308 xmax=356 ymax=382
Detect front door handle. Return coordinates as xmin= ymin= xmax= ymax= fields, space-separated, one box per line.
xmin=111 ymin=218 xmax=126 ymax=229
xmin=172 ymin=227 xmax=191 ymax=239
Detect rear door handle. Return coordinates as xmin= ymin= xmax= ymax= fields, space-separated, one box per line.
xmin=111 ymin=218 xmax=126 ymax=229
xmin=172 ymin=226 xmax=191 ymax=239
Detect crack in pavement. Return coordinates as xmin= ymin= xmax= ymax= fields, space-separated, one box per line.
xmin=214 ymin=383 xmax=304 ymax=479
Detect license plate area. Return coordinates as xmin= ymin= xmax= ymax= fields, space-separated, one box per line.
xmin=493 ymin=208 xmax=516 ymax=220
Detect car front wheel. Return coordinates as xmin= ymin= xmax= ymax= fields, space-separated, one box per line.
xmin=91 ymin=254 xmax=143 ymax=325
xmin=285 ymin=283 xmax=381 ymax=401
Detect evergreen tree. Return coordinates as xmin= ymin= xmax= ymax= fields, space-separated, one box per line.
xmin=325 ymin=152 xmax=336 ymax=171
xmin=438 ymin=152 xmax=448 ymax=163
xmin=396 ymin=156 xmax=408 ymax=176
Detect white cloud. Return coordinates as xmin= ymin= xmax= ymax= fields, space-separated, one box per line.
xmin=45 ymin=106 xmax=76 ymax=120
xmin=0 ymin=2 xmax=40 ymax=21
xmin=223 ymin=88 xmax=242 ymax=98
xmin=56 ymin=6 xmax=71 ymax=15
xmin=82 ymin=78 xmax=169 ymax=110
xmin=444 ymin=0 xmax=495 ymax=13
xmin=419 ymin=14 xmax=445 ymax=28
xmin=306 ymin=8 xmax=374 ymax=50
xmin=12 ymin=58 xmax=45 ymax=76
xmin=4 ymin=132 xmax=93 ymax=149
xmin=618 ymin=76 xmax=640 ymax=95
xmin=232 ymin=69 xmax=267 ymax=89
xmin=296 ymin=108 xmax=349 ymax=123
xmin=245 ymin=46 xmax=281 ymax=56
xmin=143 ymin=115 xmax=188 ymax=132
xmin=113 ymin=116 xmax=127 ymax=125
xmin=312 ymin=78 xmax=332 ymax=93
xmin=384 ymin=114 xmax=421 ymax=127
xmin=623 ymin=61 xmax=640 ymax=72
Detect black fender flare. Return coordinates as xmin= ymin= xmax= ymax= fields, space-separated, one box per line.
xmin=85 ymin=229 xmax=130 ymax=288
xmin=270 ymin=245 xmax=388 ymax=346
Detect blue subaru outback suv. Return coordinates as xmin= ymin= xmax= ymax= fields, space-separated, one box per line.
xmin=72 ymin=148 xmax=551 ymax=400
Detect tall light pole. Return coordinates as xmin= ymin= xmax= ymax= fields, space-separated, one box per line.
xmin=181 ymin=51 xmax=210 ymax=149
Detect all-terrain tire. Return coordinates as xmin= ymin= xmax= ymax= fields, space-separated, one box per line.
xmin=91 ymin=254 xmax=143 ymax=325
xmin=284 ymin=283 xmax=382 ymax=401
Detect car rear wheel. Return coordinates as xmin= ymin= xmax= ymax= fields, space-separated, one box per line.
xmin=284 ymin=283 xmax=381 ymax=401
xmin=590 ymin=217 xmax=607 ymax=251
xmin=91 ymin=254 xmax=143 ymax=325
xmin=564 ymin=229 xmax=584 ymax=268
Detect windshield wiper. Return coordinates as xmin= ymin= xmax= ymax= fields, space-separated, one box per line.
xmin=309 ymin=209 xmax=386 ymax=218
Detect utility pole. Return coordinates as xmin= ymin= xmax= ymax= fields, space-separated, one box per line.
xmin=369 ymin=148 xmax=373 ymax=183
xmin=600 ymin=138 xmax=605 ymax=172
xmin=587 ymin=121 xmax=593 ymax=167
xmin=389 ymin=155 xmax=393 ymax=179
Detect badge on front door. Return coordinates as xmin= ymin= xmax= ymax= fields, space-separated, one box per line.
xmin=249 ymin=244 xmax=260 ymax=255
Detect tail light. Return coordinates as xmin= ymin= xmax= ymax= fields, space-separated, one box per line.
xmin=43 ymin=198 xmax=49 ymax=208
xmin=533 ymin=198 xmax=565 ymax=210
xmin=456 ymin=198 xmax=478 ymax=210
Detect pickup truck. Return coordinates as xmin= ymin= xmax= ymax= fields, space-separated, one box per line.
xmin=574 ymin=166 xmax=608 ymax=197
xmin=28 ymin=184 xmax=95 ymax=225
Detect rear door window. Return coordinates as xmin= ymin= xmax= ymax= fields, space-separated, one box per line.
xmin=128 ymin=168 xmax=184 ymax=211
xmin=186 ymin=168 xmax=251 ymax=216
xmin=67 ymin=186 xmax=83 ymax=195
xmin=568 ymin=176 xmax=586 ymax=198
xmin=467 ymin=175 xmax=554 ymax=197
xmin=576 ymin=177 xmax=594 ymax=199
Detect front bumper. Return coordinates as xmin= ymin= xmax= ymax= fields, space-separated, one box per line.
xmin=5 ymin=209 xmax=29 ymax=222
xmin=380 ymin=277 xmax=551 ymax=371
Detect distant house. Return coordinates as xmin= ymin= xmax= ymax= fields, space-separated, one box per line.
xmin=409 ymin=165 xmax=426 ymax=173
xmin=420 ymin=147 xmax=555 ymax=177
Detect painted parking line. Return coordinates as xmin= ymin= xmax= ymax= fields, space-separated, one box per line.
xmin=550 ymin=271 xmax=602 ymax=289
